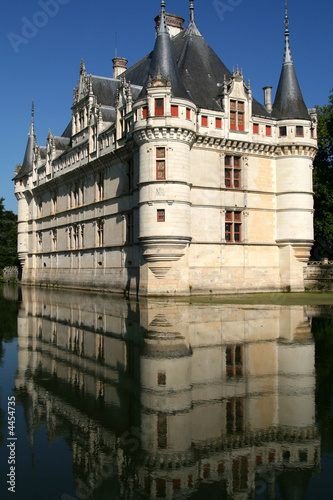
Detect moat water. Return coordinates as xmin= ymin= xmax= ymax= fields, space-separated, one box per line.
xmin=0 ymin=285 xmax=333 ymax=500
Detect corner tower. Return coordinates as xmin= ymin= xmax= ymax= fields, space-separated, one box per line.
xmin=273 ymin=3 xmax=317 ymax=291
xmin=14 ymin=101 xmax=35 ymax=275
xmin=133 ymin=1 xmax=196 ymax=295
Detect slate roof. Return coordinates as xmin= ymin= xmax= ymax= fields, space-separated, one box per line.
xmin=15 ymin=118 xmax=35 ymax=180
xmin=123 ymin=16 xmax=269 ymax=117
xmin=272 ymin=49 xmax=309 ymax=120
xmin=272 ymin=11 xmax=309 ymax=120
xmin=137 ymin=4 xmax=189 ymax=101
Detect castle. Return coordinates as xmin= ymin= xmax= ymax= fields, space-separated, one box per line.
xmin=14 ymin=1 xmax=317 ymax=296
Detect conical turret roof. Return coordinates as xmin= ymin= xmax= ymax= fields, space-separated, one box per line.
xmin=273 ymin=3 xmax=309 ymax=120
xmin=15 ymin=101 xmax=36 ymax=180
xmin=137 ymin=1 xmax=190 ymax=100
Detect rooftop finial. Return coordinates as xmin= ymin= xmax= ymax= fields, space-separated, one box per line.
xmin=157 ymin=0 xmax=169 ymax=35
xmin=283 ymin=1 xmax=293 ymax=65
xmin=31 ymin=99 xmax=34 ymax=123
xmin=284 ymin=1 xmax=289 ymax=34
xmin=190 ymin=0 xmax=194 ymax=23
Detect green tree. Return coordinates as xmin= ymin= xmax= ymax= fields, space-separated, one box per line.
xmin=313 ymin=89 xmax=333 ymax=258
xmin=0 ymin=198 xmax=18 ymax=271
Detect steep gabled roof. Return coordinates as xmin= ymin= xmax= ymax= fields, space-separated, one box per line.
xmin=272 ymin=5 xmax=309 ymax=120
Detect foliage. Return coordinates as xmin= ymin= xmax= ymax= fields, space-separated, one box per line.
xmin=312 ymin=317 xmax=333 ymax=453
xmin=0 ymin=198 xmax=18 ymax=270
xmin=0 ymin=285 xmax=20 ymax=446
xmin=313 ymin=89 xmax=333 ymax=258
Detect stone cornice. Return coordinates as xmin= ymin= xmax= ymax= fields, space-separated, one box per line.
xmin=193 ymin=135 xmax=317 ymax=158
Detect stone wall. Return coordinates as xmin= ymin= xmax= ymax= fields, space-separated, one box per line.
xmin=304 ymin=261 xmax=333 ymax=290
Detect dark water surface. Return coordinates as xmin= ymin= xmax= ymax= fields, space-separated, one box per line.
xmin=0 ymin=285 xmax=333 ymax=500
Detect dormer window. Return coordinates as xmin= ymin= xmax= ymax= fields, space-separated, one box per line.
xmin=155 ymin=99 xmax=164 ymax=117
xmin=230 ymin=100 xmax=244 ymax=131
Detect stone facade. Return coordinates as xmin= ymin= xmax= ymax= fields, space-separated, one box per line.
xmin=14 ymin=2 xmax=317 ymax=295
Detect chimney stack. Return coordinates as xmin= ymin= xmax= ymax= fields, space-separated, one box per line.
xmin=263 ymin=86 xmax=273 ymax=113
xmin=112 ymin=57 xmax=128 ymax=79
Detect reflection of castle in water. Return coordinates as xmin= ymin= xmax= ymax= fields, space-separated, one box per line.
xmin=15 ymin=287 xmax=320 ymax=499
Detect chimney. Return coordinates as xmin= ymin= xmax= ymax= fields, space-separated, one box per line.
xmin=154 ymin=12 xmax=184 ymax=38
xmin=263 ymin=86 xmax=273 ymax=113
xmin=112 ymin=57 xmax=128 ymax=79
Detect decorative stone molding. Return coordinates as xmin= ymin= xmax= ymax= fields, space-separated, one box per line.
xmin=140 ymin=236 xmax=191 ymax=265
xmin=133 ymin=127 xmax=196 ymax=146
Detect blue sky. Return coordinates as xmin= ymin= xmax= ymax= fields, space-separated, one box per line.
xmin=1 ymin=0 xmax=332 ymax=214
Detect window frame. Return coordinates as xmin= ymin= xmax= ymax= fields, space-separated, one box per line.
xmin=156 ymin=147 xmax=166 ymax=180
xmin=296 ymin=125 xmax=304 ymax=137
xmin=216 ymin=117 xmax=222 ymax=129
xmin=171 ymin=105 xmax=179 ymax=117
xmin=225 ymin=211 xmax=242 ymax=243
xmin=266 ymin=125 xmax=272 ymax=136
xmin=230 ymin=100 xmax=245 ymax=132
xmin=279 ymin=126 xmax=287 ymax=137
xmin=157 ymin=209 xmax=165 ymax=222
xmin=155 ymin=98 xmax=164 ymax=117
xmin=225 ymin=156 xmax=242 ymax=190
xmin=253 ymin=123 xmax=259 ymax=134
xmin=201 ymin=115 xmax=208 ymax=127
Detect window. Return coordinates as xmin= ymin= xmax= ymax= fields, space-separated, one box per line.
xmin=157 ymin=209 xmax=165 ymax=222
xmin=186 ymin=107 xmax=191 ymax=120
xmin=156 ymin=148 xmax=166 ymax=180
xmin=216 ymin=117 xmax=222 ymax=129
xmin=142 ymin=106 xmax=148 ymax=119
xmin=225 ymin=211 xmax=242 ymax=243
xmin=74 ymin=183 xmax=80 ymax=207
xmin=173 ymin=479 xmax=181 ymax=491
xmin=81 ymin=225 xmax=85 ymax=248
xmin=73 ymin=225 xmax=79 ymax=249
xmin=155 ymin=99 xmax=164 ymax=116
xmin=230 ymin=100 xmax=245 ymax=131
xmin=296 ymin=126 xmax=304 ymax=137
xmin=225 ymin=156 xmax=241 ymax=189
xmin=266 ymin=125 xmax=272 ymax=136
xmin=37 ymin=232 xmax=43 ymax=252
xmin=253 ymin=123 xmax=259 ymax=134
xmin=126 ymin=213 xmax=134 ymax=245
xmin=227 ymin=398 xmax=243 ymax=433
xmin=157 ymin=413 xmax=167 ymax=448
xmin=226 ymin=344 xmax=243 ymax=375
xmin=52 ymin=229 xmax=57 ymax=251
xmin=97 ymin=172 xmax=104 ymax=201
xmin=201 ymin=115 xmax=208 ymax=127
xmin=51 ymin=191 xmax=57 ymax=213
xmin=158 ymin=371 xmax=166 ymax=386
xmin=279 ymin=126 xmax=287 ymax=137
xmin=156 ymin=479 xmax=166 ymax=498
xmin=97 ymin=219 xmax=104 ymax=246
xmin=171 ymin=105 xmax=178 ymax=117
xmin=128 ymin=160 xmax=134 ymax=192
